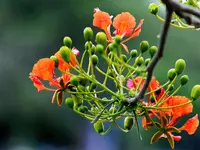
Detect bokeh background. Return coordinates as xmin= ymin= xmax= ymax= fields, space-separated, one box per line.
xmin=0 ymin=0 xmax=200 ymax=150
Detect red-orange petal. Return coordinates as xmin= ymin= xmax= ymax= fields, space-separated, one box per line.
xmin=93 ymin=10 xmax=112 ymax=30
xmin=29 ymin=73 xmax=45 ymax=92
xmin=31 ymin=58 xmax=55 ymax=81
xmin=113 ymin=12 xmax=136 ymax=36
xmin=167 ymin=96 xmax=193 ymax=119
xmin=130 ymin=19 xmax=144 ymax=38
xmin=180 ymin=114 xmax=199 ymax=135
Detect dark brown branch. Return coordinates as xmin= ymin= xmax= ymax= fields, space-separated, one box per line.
xmin=127 ymin=0 xmax=200 ymax=105
xmin=162 ymin=0 xmax=200 ymax=27
xmin=127 ymin=8 xmax=173 ymax=104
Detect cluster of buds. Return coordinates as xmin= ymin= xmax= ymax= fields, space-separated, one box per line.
xmin=29 ymin=8 xmax=200 ymax=149
xmin=148 ymin=1 xmax=200 ymax=29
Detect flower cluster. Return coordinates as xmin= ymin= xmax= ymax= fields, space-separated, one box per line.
xmin=128 ymin=76 xmax=199 ymax=148
xmin=29 ymin=46 xmax=79 ymax=106
xmin=29 ymin=8 xmax=200 ymax=149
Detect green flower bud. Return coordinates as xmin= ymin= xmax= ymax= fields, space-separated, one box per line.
xmin=50 ymin=55 xmax=59 ymax=67
xmin=175 ymin=59 xmax=186 ymax=74
xmin=180 ymin=75 xmax=189 ymax=86
xmin=85 ymin=41 xmax=92 ymax=50
xmin=70 ymin=76 xmax=79 ymax=87
xmin=191 ymin=85 xmax=200 ymax=100
xmin=135 ymin=56 xmax=144 ymax=66
xmin=140 ymin=41 xmax=149 ymax=53
xmin=63 ymin=36 xmax=72 ymax=48
xmin=90 ymin=45 xmax=96 ymax=55
xmin=92 ymin=54 xmax=99 ymax=66
xmin=78 ymin=76 xmax=88 ymax=86
xmin=83 ymin=27 xmax=93 ymax=41
xmin=96 ymin=44 xmax=104 ymax=55
xmin=89 ymin=83 xmax=97 ymax=91
xmin=124 ymin=117 xmax=134 ymax=130
xmin=149 ymin=3 xmax=159 ymax=15
xmin=72 ymin=94 xmax=83 ymax=106
xmin=130 ymin=49 xmax=138 ymax=58
xmin=95 ymin=32 xmax=107 ymax=48
xmin=114 ymin=35 xmax=122 ymax=44
xmin=149 ymin=46 xmax=158 ymax=58
xmin=167 ymin=68 xmax=177 ymax=81
xmin=78 ymin=105 xmax=88 ymax=113
xmin=167 ymin=84 xmax=174 ymax=91
xmin=94 ymin=121 xmax=104 ymax=134
xmin=59 ymin=46 xmax=71 ymax=63
xmin=120 ymin=54 xmax=128 ymax=63
xmin=145 ymin=58 xmax=151 ymax=66
xmin=65 ymin=97 xmax=74 ymax=109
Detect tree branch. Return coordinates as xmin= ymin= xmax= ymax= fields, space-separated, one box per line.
xmin=127 ymin=8 xmax=173 ymax=104
xmin=127 ymin=0 xmax=200 ymax=105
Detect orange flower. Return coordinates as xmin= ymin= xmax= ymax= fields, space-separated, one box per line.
xmin=180 ymin=114 xmax=199 ymax=135
xmin=113 ymin=12 xmax=136 ymax=36
xmin=31 ymin=58 xmax=55 ymax=81
xmin=93 ymin=8 xmax=112 ymax=31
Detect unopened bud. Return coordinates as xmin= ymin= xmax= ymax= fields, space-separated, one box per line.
xmin=130 ymin=49 xmax=138 ymax=58
xmin=70 ymin=76 xmax=79 ymax=87
xmin=96 ymin=44 xmax=104 ymax=54
xmin=167 ymin=68 xmax=177 ymax=81
xmin=135 ymin=56 xmax=144 ymax=66
xmin=175 ymin=59 xmax=186 ymax=74
xmin=149 ymin=3 xmax=159 ymax=15
xmin=124 ymin=117 xmax=134 ymax=130
xmin=149 ymin=46 xmax=158 ymax=58
xmin=59 ymin=46 xmax=71 ymax=63
xmin=120 ymin=54 xmax=128 ymax=63
xmin=65 ymin=97 xmax=74 ymax=109
xmin=92 ymin=54 xmax=99 ymax=66
xmin=83 ymin=27 xmax=93 ymax=41
xmin=191 ymin=85 xmax=200 ymax=100
xmin=180 ymin=75 xmax=189 ymax=86
xmin=50 ymin=55 xmax=59 ymax=67
xmin=140 ymin=41 xmax=149 ymax=53
xmin=63 ymin=36 xmax=72 ymax=48
xmin=94 ymin=121 xmax=104 ymax=134
xmin=95 ymin=32 xmax=107 ymax=48
xmin=90 ymin=45 xmax=96 ymax=55
xmin=114 ymin=35 xmax=122 ymax=44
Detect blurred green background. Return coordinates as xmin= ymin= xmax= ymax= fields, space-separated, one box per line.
xmin=0 ymin=0 xmax=200 ymax=149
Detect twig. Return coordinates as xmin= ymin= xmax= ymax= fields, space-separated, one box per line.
xmin=127 ymin=8 xmax=173 ymax=104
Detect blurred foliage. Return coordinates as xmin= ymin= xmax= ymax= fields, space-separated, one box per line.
xmin=0 ymin=0 xmax=200 ymax=149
